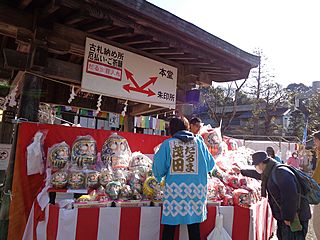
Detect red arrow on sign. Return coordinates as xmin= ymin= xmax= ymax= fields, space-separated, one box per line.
xmin=124 ymin=69 xmax=140 ymax=89
xmin=123 ymin=84 xmax=156 ymax=97
xmin=122 ymin=69 xmax=158 ymax=97
xmin=140 ymin=77 xmax=157 ymax=90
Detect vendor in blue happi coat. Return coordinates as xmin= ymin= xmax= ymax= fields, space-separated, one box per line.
xmin=153 ymin=116 xmax=215 ymax=240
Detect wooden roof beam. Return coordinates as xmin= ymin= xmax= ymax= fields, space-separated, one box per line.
xmin=2 ymin=48 xmax=82 ymax=84
xmin=0 ymin=4 xmax=33 ymax=37
xmin=41 ymin=0 xmax=61 ymax=19
xmin=164 ymin=53 xmax=198 ymax=60
xmin=114 ymin=35 xmax=153 ymax=45
xmin=131 ymin=42 xmax=170 ymax=50
xmin=205 ymin=72 xmax=243 ymax=82
xmin=64 ymin=11 xmax=87 ymax=25
xmin=148 ymin=49 xmax=185 ymax=55
xmin=57 ymin=0 xmax=109 ymax=19
xmin=130 ymin=104 xmax=167 ymax=116
xmin=199 ymin=66 xmax=229 ymax=70
xmin=104 ymin=27 xmax=134 ymax=39
xmin=201 ymin=69 xmax=235 ymax=74
xmin=81 ymin=19 xmax=113 ymax=33
xmin=177 ymin=59 xmax=212 ymax=65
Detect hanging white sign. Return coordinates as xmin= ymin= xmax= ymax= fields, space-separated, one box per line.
xmin=81 ymin=38 xmax=177 ymax=109
xmin=109 ymin=112 xmax=120 ymax=128
xmin=0 ymin=144 xmax=12 ymax=170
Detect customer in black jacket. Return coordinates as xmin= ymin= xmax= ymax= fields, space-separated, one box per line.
xmin=240 ymin=151 xmax=311 ymax=240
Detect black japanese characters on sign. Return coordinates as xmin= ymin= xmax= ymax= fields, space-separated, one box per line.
xmin=172 ymin=145 xmax=184 ymax=172
xmin=159 ymin=68 xmax=174 ymax=79
xmin=157 ymin=91 xmax=175 ymax=102
xmin=170 ymin=141 xmax=198 ymax=175
xmin=88 ymin=43 xmax=124 ymax=68
xmin=185 ymin=145 xmax=196 ymax=173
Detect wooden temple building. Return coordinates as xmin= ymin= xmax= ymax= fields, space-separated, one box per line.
xmin=0 ymin=0 xmax=259 ymax=136
xmin=0 ymin=1 xmax=260 ymax=239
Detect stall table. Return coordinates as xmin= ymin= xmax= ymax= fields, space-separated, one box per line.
xmin=23 ymin=198 xmax=274 ymax=240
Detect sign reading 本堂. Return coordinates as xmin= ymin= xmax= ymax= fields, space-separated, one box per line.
xmin=81 ymin=38 xmax=178 ymax=109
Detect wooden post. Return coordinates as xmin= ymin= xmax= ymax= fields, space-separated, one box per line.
xmin=17 ymin=73 xmax=43 ymax=121
xmin=0 ymin=123 xmax=19 ymax=240
xmin=124 ymin=115 xmax=134 ymax=132
xmin=0 ymin=73 xmax=42 ymax=239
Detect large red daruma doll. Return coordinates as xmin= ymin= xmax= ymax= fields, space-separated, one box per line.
xmin=200 ymin=125 xmax=223 ymax=157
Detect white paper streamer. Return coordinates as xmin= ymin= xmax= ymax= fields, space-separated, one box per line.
xmin=68 ymin=86 xmax=76 ymax=104
xmin=96 ymin=95 xmax=102 ymax=112
xmin=121 ymin=100 xmax=128 ymax=117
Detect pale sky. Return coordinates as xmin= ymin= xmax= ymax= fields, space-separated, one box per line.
xmin=148 ymin=0 xmax=320 ymax=87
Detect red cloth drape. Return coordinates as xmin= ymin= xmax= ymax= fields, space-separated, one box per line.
xmin=8 ymin=122 xmax=168 ymax=240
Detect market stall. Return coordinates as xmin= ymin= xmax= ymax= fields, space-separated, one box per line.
xmin=9 ymin=122 xmax=274 ymax=240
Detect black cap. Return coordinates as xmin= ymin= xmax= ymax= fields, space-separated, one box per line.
xmin=252 ymin=151 xmax=269 ymax=165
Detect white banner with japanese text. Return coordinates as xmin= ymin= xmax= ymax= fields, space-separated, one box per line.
xmin=81 ymin=38 xmax=177 ymax=109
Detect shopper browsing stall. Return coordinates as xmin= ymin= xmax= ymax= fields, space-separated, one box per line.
xmin=190 ymin=117 xmax=205 ymax=142
xmin=153 ymin=117 xmax=215 ymax=240
xmin=190 ymin=117 xmax=202 ymax=135
xmin=240 ymin=151 xmax=311 ymax=240
xmin=266 ymin=146 xmax=283 ymax=163
xmin=287 ymin=152 xmax=300 ymax=169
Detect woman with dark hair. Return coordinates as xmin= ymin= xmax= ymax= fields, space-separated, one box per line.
xmin=287 ymin=152 xmax=300 ymax=169
xmin=266 ymin=146 xmax=283 ymax=163
xmin=153 ymin=116 xmax=215 ymax=240
xmin=312 ymin=131 xmax=320 ymax=240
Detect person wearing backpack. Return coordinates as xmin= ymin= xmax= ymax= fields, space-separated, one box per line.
xmin=239 ymin=151 xmax=311 ymax=240
xmin=312 ymin=131 xmax=320 ymax=240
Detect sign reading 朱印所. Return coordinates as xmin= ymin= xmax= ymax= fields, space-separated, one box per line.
xmin=81 ymin=38 xmax=177 ymax=109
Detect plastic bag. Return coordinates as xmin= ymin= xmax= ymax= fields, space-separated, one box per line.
xmin=27 ymin=130 xmax=47 ymax=175
xmin=233 ymin=189 xmax=251 ymax=208
xmin=207 ymin=213 xmax=232 ymax=240
xmin=129 ymin=152 xmax=152 ymax=182
xmin=200 ymin=125 xmax=223 ymax=157
xmin=207 ymin=177 xmax=226 ymax=201
xmin=129 ymin=152 xmax=152 ymax=170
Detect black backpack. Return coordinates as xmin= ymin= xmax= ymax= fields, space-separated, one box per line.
xmin=271 ymin=164 xmax=320 ymax=205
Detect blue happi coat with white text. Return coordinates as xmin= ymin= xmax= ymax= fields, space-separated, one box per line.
xmin=152 ymin=130 xmax=215 ymax=225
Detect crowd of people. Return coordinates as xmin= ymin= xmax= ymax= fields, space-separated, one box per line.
xmin=152 ymin=116 xmax=320 ymax=240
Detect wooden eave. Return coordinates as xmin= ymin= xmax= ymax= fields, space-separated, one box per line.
xmin=0 ymin=0 xmax=260 ymax=115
